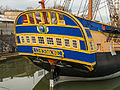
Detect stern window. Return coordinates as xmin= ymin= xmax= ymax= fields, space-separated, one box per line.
xmin=35 ymin=12 xmax=41 ymax=24
xmin=26 ymin=36 xmax=30 ymax=44
xmin=29 ymin=13 xmax=34 ymax=24
xmin=21 ymin=36 xmax=25 ymax=43
xmin=56 ymin=38 xmax=62 ymax=46
xmin=31 ymin=36 xmax=36 ymax=44
xmin=90 ymin=41 xmax=93 ymax=51
xmin=51 ymin=12 xmax=57 ymax=24
xmin=22 ymin=14 xmax=28 ymax=23
xmin=38 ymin=36 xmax=45 ymax=44
xmin=47 ymin=37 xmax=54 ymax=45
xmin=64 ymin=39 xmax=70 ymax=47
xmin=72 ymin=40 xmax=78 ymax=49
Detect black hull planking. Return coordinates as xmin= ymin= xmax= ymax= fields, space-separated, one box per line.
xmin=26 ymin=51 xmax=120 ymax=78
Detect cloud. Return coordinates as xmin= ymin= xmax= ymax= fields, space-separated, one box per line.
xmin=0 ymin=0 xmax=40 ymax=10
xmin=0 ymin=0 xmax=110 ymax=23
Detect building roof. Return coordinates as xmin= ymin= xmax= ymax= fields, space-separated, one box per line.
xmin=0 ymin=15 xmax=14 ymax=23
xmin=4 ymin=10 xmax=23 ymax=12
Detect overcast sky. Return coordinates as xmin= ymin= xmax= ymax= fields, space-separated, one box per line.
xmin=0 ymin=0 xmax=83 ymax=10
xmin=0 ymin=0 xmax=41 ymax=10
xmin=0 ymin=0 xmax=111 ymax=23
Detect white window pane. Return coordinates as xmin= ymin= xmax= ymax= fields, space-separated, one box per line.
xmin=72 ymin=40 xmax=77 ymax=49
xmin=26 ymin=36 xmax=30 ymax=43
xmin=56 ymin=38 xmax=62 ymax=46
xmin=38 ymin=36 xmax=45 ymax=44
xmin=21 ymin=36 xmax=25 ymax=43
xmin=64 ymin=39 xmax=70 ymax=47
xmin=47 ymin=37 xmax=54 ymax=45
xmin=31 ymin=36 xmax=36 ymax=43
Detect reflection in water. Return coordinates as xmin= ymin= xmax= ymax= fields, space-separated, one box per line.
xmin=1 ymin=57 xmax=120 ymax=90
xmin=33 ymin=73 xmax=50 ymax=90
xmin=33 ymin=73 xmax=120 ymax=90
xmin=0 ymin=57 xmax=47 ymax=90
xmin=0 ymin=57 xmax=40 ymax=82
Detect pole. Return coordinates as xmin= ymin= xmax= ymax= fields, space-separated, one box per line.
xmin=115 ymin=0 xmax=119 ymax=16
xmin=39 ymin=0 xmax=45 ymax=9
xmin=38 ymin=0 xmax=48 ymax=23
xmin=88 ymin=0 xmax=92 ymax=20
xmin=114 ymin=0 xmax=119 ymax=26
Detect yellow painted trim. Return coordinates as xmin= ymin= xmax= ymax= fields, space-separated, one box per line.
xmin=33 ymin=47 xmax=64 ymax=57
xmin=84 ymin=27 xmax=89 ymax=29
xmin=14 ymin=9 xmax=95 ymax=52
xmin=16 ymin=33 xmax=85 ymax=41
xmin=48 ymin=12 xmax=52 ymax=24
xmin=26 ymin=14 xmax=30 ymax=24
xmin=40 ymin=12 xmax=44 ymax=22
xmin=56 ymin=12 xmax=59 ymax=24
xmin=33 ymin=12 xmax=37 ymax=24
xmin=84 ymin=65 xmax=94 ymax=71
xmin=16 ymin=33 xmax=96 ymax=53
xmin=19 ymin=53 xmax=96 ymax=66
xmin=16 ymin=44 xmax=95 ymax=54
xmin=23 ymin=56 xmax=32 ymax=62
xmin=16 ymin=24 xmax=80 ymax=29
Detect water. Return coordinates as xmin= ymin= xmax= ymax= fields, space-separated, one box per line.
xmin=1 ymin=57 xmax=120 ymax=90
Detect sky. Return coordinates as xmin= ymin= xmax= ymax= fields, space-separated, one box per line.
xmin=0 ymin=0 xmax=112 ymax=23
xmin=0 ymin=0 xmax=41 ymax=10
xmin=0 ymin=0 xmax=87 ymax=11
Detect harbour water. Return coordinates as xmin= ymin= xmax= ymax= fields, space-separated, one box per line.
xmin=0 ymin=57 xmax=120 ymax=90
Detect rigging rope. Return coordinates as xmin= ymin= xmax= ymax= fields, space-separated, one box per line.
xmin=77 ymin=0 xmax=83 ymax=15
xmin=82 ymin=0 xmax=88 ymax=17
xmin=98 ymin=10 xmax=103 ymax=22
xmin=69 ymin=0 xmax=74 ymax=11
xmin=45 ymin=0 xmax=49 ymax=4
xmin=105 ymin=3 xmax=110 ymax=23
xmin=53 ymin=0 xmax=56 ymax=8
xmin=93 ymin=0 xmax=101 ymax=20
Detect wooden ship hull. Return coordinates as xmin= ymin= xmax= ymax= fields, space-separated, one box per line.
xmin=14 ymin=8 xmax=120 ymax=80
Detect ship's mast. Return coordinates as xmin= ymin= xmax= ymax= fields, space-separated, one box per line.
xmin=115 ymin=0 xmax=119 ymax=16
xmin=114 ymin=0 xmax=119 ymax=26
xmin=88 ymin=0 xmax=92 ymax=20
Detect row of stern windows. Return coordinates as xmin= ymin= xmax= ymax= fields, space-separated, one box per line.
xmin=18 ymin=36 xmax=94 ymax=51
xmin=20 ymin=12 xmax=66 ymax=25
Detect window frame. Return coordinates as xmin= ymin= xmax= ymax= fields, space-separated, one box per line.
xmin=89 ymin=41 xmax=94 ymax=51
xmin=38 ymin=36 xmax=45 ymax=45
xmin=55 ymin=37 xmax=62 ymax=47
xmin=72 ymin=39 xmax=78 ymax=49
xmin=20 ymin=36 xmax=25 ymax=44
xmin=31 ymin=36 xmax=37 ymax=44
xmin=46 ymin=37 xmax=54 ymax=45
xmin=64 ymin=38 xmax=70 ymax=48
xmin=26 ymin=36 xmax=31 ymax=44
